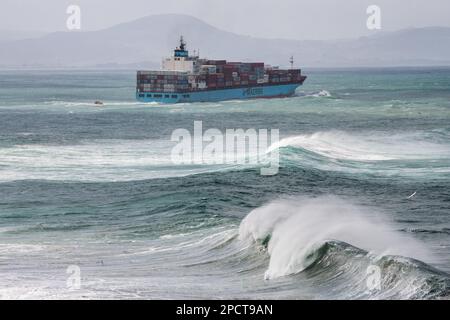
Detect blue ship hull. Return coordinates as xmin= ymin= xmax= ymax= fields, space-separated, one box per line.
xmin=136 ymin=83 xmax=302 ymax=103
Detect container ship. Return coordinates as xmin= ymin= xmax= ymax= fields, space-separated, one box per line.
xmin=136 ymin=37 xmax=307 ymax=103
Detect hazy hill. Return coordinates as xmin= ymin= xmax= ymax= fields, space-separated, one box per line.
xmin=1 ymin=14 xmax=450 ymax=68
xmin=0 ymin=30 xmax=47 ymax=43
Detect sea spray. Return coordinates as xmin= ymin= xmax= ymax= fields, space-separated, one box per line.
xmin=239 ymin=196 xmax=432 ymax=279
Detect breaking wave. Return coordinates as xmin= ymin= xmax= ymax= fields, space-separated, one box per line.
xmin=271 ymin=130 xmax=450 ymax=161
xmin=0 ymin=139 xmax=234 ymax=182
xmin=267 ymin=130 xmax=450 ymax=178
xmin=239 ymin=196 xmax=450 ymax=299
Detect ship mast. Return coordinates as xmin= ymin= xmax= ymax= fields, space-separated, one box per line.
xmin=290 ymin=55 xmax=294 ymax=69
xmin=179 ymin=35 xmax=186 ymax=51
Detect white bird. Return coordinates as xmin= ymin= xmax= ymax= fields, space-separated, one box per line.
xmin=407 ymin=191 xmax=417 ymax=199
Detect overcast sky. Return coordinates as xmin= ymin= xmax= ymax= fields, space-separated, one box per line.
xmin=2 ymin=0 xmax=450 ymax=40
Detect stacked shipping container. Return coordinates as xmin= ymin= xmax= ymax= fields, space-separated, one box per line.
xmin=137 ymin=71 xmax=190 ymax=93
xmin=137 ymin=61 xmax=306 ymax=93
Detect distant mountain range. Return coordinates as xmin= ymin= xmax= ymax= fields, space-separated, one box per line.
xmin=1 ymin=14 xmax=450 ymax=69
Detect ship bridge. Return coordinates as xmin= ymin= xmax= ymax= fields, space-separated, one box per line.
xmin=174 ymin=36 xmax=189 ymax=57
xmin=162 ymin=36 xmax=195 ymax=72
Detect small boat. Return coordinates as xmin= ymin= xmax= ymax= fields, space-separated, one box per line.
xmin=94 ymin=100 xmax=104 ymax=106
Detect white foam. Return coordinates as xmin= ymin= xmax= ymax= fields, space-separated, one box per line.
xmin=306 ymin=90 xmax=332 ymax=98
xmin=0 ymin=243 xmax=49 ymax=254
xmin=0 ymin=139 xmax=238 ymax=182
xmin=269 ymin=130 xmax=450 ymax=161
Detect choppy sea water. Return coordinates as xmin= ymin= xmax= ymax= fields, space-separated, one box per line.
xmin=0 ymin=68 xmax=449 ymax=299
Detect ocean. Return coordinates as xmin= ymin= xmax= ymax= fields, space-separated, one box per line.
xmin=0 ymin=68 xmax=449 ymax=299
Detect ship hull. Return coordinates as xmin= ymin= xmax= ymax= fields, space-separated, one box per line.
xmin=136 ymin=83 xmax=302 ymax=103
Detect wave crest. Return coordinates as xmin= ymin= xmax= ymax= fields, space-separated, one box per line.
xmin=238 ymin=196 xmax=449 ymax=298
xmin=270 ymin=131 xmax=450 ymax=162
